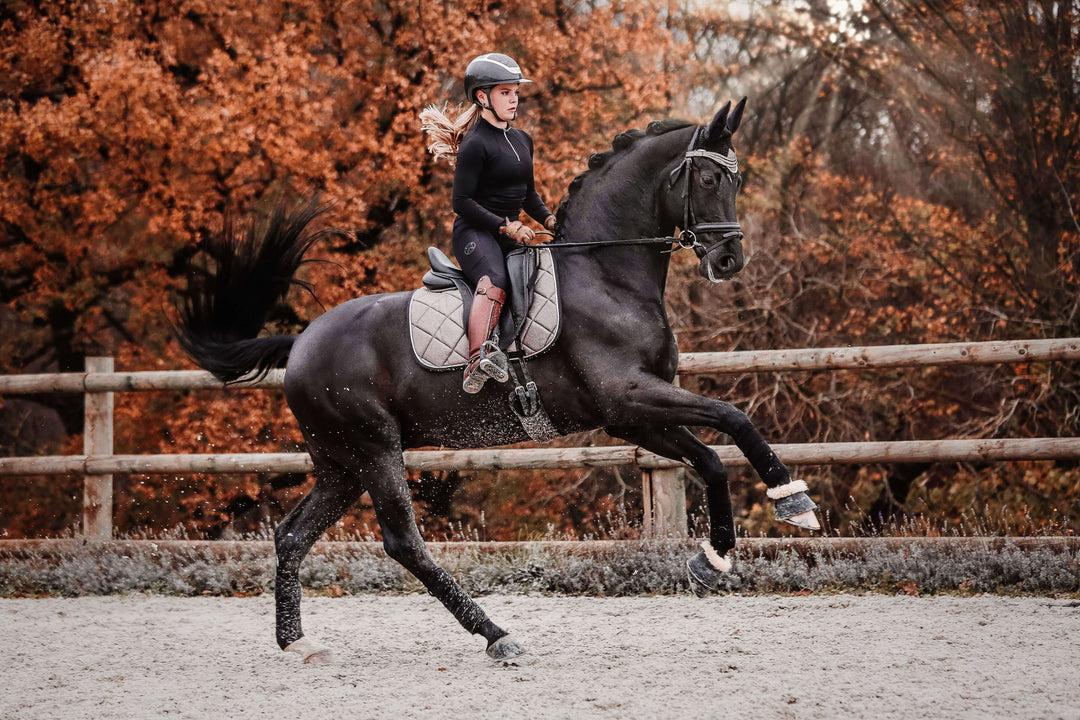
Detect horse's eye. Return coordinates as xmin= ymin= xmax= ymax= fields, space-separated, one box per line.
xmin=701 ymin=174 xmax=716 ymax=187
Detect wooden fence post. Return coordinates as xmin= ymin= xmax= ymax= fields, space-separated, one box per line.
xmin=641 ymin=376 xmax=688 ymax=538
xmin=82 ymin=356 xmax=113 ymax=538
xmin=642 ymin=465 xmax=688 ymax=538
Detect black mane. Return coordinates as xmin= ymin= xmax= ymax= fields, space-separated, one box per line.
xmin=554 ymin=118 xmax=694 ymax=228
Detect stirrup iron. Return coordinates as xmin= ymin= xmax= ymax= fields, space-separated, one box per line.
xmin=476 ymin=340 xmax=510 ymax=384
xmin=462 ymin=345 xmax=509 ymax=394
xmin=462 ymin=358 xmax=494 ymax=393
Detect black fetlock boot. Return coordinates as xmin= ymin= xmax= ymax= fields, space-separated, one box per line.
xmin=686 ymin=541 xmax=732 ymax=597
xmin=769 ymin=480 xmax=821 ymax=530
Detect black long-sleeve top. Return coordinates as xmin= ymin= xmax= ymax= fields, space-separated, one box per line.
xmin=452 ymin=116 xmax=551 ymax=235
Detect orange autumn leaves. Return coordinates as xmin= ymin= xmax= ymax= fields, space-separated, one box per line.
xmin=2 ymin=0 xmax=1078 ymax=538
xmin=1 ymin=0 xmax=687 ymax=537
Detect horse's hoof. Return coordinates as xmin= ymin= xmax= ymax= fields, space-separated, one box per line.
xmin=686 ymin=551 xmax=721 ymax=598
xmin=284 ymin=637 xmax=335 ymax=664
xmin=304 ymin=647 xmax=335 ymax=664
xmin=783 ymin=510 xmax=821 ymax=531
xmin=486 ymin=635 xmax=527 ymax=660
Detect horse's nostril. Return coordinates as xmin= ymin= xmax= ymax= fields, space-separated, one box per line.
xmin=719 ymin=255 xmax=736 ymax=272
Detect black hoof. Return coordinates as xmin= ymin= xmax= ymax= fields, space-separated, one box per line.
xmin=486 ymin=635 xmax=527 ymax=660
xmin=686 ymin=550 xmax=721 ymax=598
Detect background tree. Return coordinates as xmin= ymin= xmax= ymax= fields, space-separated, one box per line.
xmin=0 ymin=0 xmax=683 ymax=537
xmin=660 ymin=0 xmax=1079 ymax=533
xmin=1 ymin=0 xmax=1076 ymax=539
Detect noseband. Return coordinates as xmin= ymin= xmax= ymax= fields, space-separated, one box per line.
xmin=667 ymin=125 xmax=744 ymax=264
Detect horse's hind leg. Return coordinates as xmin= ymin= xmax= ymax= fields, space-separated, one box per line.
xmin=275 ymin=460 xmax=364 ymax=662
xmin=607 ymin=425 xmax=735 ymax=597
xmin=607 ymin=380 xmax=820 ymax=530
xmin=360 ymin=446 xmax=525 ymax=660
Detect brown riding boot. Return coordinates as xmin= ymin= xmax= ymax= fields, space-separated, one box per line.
xmin=462 ymin=276 xmax=510 ymax=394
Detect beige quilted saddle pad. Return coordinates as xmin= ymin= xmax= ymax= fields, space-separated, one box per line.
xmin=409 ymin=247 xmax=559 ymax=370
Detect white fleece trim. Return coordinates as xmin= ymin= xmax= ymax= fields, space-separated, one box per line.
xmin=700 ymin=541 xmax=732 ymax=572
xmin=766 ymin=479 xmax=809 ymax=500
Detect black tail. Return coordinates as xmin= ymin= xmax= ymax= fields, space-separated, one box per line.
xmin=174 ymin=197 xmax=333 ymax=383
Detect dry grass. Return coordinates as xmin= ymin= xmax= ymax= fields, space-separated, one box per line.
xmin=1 ymin=536 xmax=1076 ymax=598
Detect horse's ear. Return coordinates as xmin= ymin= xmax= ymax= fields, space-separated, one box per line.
xmin=726 ymin=97 xmax=747 ymax=135
xmin=701 ymin=100 xmax=732 ymax=145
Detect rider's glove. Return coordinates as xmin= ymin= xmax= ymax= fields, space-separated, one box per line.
xmin=501 ymin=219 xmax=535 ymax=244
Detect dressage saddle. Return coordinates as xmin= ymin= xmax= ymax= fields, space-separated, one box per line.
xmin=422 ymin=246 xmax=546 ymax=352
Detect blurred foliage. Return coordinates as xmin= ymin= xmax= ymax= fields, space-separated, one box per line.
xmin=1 ymin=0 xmax=1077 ymax=539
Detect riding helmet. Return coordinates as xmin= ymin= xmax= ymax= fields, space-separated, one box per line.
xmin=464 ymin=53 xmax=532 ymax=104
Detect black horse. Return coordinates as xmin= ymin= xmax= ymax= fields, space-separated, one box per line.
xmin=176 ymin=99 xmax=820 ymax=663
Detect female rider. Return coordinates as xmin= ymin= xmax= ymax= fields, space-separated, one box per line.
xmin=423 ymin=53 xmax=556 ymax=393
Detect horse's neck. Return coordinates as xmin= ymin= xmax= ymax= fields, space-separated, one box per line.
xmin=558 ymin=232 xmax=671 ymax=310
xmin=558 ymin=132 xmax=688 ymax=304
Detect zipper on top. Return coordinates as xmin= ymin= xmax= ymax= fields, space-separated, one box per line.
xmin=502 ymin=128 xmax=521 ymax=162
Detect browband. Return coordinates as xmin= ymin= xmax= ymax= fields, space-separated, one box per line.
xmin=684 ymin=148 xmax=739 ymax=174
xmin=668 ymin=126 xmax=740 ymax=187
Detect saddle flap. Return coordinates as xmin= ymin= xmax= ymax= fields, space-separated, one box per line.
xmin=505 ymin=247 xmax=542 ymax=337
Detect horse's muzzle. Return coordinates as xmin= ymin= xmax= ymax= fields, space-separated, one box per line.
xmin=695 ymin=229 xmax=745 ymax=283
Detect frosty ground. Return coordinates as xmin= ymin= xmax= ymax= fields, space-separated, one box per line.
xmin=4 ymin=593 xmax=1078 ymax=719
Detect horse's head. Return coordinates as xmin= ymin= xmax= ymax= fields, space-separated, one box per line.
xmin=663 ymin=98 xmax=747 ymax=282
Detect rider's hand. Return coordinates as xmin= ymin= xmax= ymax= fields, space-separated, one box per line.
xmin=544 ymin=215 xmax=557 ymax=232
xmin=502 ymin=220 xmax=535 ymax=244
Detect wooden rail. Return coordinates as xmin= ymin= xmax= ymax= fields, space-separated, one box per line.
xmin=2 ymin=338 xmax=1077 ymax=394
xmin=679 ymin=337 xmax=1080 ymax=373
xmin=3 ymin=438 xmax=1078 ymax=476
xmin=1 ymin=338 xmax=1078 ymax=539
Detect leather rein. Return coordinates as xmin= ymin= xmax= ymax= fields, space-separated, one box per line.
xmin=513 ymin=124 xmax=744 ymax=255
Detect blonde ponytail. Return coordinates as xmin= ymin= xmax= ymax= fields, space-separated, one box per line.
xmin=419 ymin=103 xmax=480 ymax=165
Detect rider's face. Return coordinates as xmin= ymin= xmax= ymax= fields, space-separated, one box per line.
xmin=481 ymin=83 xmax=519 ymax=121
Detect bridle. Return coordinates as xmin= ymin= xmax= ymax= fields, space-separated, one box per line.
xmin=513 ymin=124 xmax=744 ymax=264
xmin=665 ymin=125 xmax=745 ymax=279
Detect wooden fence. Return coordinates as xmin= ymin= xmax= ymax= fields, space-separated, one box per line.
xmin=1 ymin=338 xmax=1078 ymax=539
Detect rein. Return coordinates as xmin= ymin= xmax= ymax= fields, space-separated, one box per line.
xmin=513 ymin=231 xmax=679 ymax=250
xmin=512 ymin=124 xmax=743 ymax=255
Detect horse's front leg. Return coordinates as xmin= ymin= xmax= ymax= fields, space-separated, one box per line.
xmin=606 ymin=424 xmax=736 ymax=597
xmin=604 ymin=378 xmax=820 ymax=530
